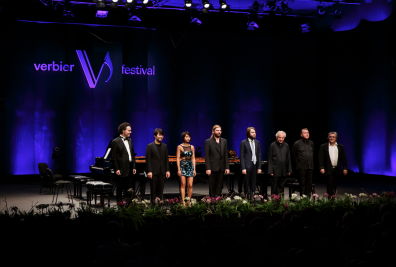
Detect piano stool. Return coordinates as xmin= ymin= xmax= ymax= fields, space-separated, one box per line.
xmin=86 ymin=181 xmax=113 ymax=207
xmin=285 ymin=178 xmax=316 ymax=197
xmin=69 ymin=175 xmax=93 ymax=198
xmin=52 ymin=180 xmax=74 ymax=204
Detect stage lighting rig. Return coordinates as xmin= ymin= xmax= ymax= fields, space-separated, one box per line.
xmin=219 ymin=0 xmax=229 ymax=10
xmin=142 ymin=0 xmax=154 ymax=8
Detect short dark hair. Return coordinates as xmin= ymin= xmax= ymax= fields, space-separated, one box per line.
xmin=181 ymin=131 xmax=191 ymax=142
xmin=118 ymin=122 xmax=131 ymax=134
xmin=246 ymin=127 xmax=256 ymax=138
xmin=300 ymin=128 xmax=309 ymax=134
xmin=154 ymin=128 xmax=164 ymax=136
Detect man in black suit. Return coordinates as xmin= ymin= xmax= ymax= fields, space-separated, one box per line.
xmin=291 ymin=128 xmax=314 ymax=197
xmin=146 ymin=128 xmax=170 ymax=202
xmin=267 ymin=131 xmax=292 ymax=195
xmin=205 ymin=125 xmax=230 ymax=197
xmin=111 ymin=122 xmax=136 ymax=202
xmin=319 ymin=132 xmax=348 ymax=196
xmin=240 ymin=127 xmax=262 ymax=200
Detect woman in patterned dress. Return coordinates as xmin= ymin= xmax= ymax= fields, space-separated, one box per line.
xmin=176 ymin=131 xmax=196 ymax=204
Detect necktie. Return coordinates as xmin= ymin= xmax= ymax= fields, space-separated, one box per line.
xmin=250 ymin=140 xmax=256 ymax=165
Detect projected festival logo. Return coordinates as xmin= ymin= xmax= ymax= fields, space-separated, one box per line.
xmin=76 ymin=50 xmax=113 ymax=89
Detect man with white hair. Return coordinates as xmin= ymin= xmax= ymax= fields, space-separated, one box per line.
xmin=267 ymin=131 xmax=292 ymax=195
xmin=319 ymin=132 xmax=348 ymax=196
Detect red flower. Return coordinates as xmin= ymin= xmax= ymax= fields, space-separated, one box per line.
xmin=284 ymin=204 xmax=289 ymax=208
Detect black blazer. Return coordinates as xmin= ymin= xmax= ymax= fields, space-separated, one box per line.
xmin=267 ymin=141 xmax=292 ymax=177
xmin=204 ymin=137 xmax=230 ymax=172
xmin=110 ymin=136 xmax=136 ymax=177
xmin=145 ymin=142 xmax=170 ymax=176
xmin=318 ymin=143 xmax=348 ymax=175
xmin=239 ymin=139 xmax=262 ymax=171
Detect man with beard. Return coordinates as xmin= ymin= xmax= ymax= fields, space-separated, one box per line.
xmin=205 ymin=125 xmax=230 ymax=197
xmin=146 ymin=128 xmax=170 ymax=202
xmin=291 ymin=128 xmax=315 ymax=197
xmin=240 ymin=127 xmax=262 ymax=200
xmin=111 ymin=122 xmax=137 ymax=202
xmin=267 ymin=131 xmax=292 ymax=196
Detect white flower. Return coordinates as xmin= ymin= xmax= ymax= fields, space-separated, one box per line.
xmin=132 ymin=199 xmax=138 ymax=202
xmin=234 ymin=196 xmax=241 ymax=200
xmin=301 ymin=194 xmax=307 ymax=199
xmin=291 ymin=193 xmax=297 ymax=200
xmin=242 ymin=200 xmax=247 ymax=204
xmin=191 ymin=198 xmax=197 ymax=203
xmin=144 ymin=200 xmax=150 ymax=204
xmin=351 ymin=195 xmax=357 ymax=199
xmin=359 ymin=193 xmax=367 ymax=197
xmin=185 ymin=197 xmax=190 ymax=201
xmin=225 ymin=197 xmax=231 ymax=202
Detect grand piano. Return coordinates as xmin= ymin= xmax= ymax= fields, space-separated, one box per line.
xmin=90 ymin=141 xmax=269 ymax=197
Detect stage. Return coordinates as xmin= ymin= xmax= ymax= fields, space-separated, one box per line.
xmin=2 ymin=175 xmax=396 ymax=212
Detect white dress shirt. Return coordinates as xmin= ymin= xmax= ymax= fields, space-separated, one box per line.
xmin=328 ymin=142 xmax=338 ymax=167
xmin=121 ymin=135 xmax=132 ymax=162
xmin=249 ymin=138 xmax=256 ymax=164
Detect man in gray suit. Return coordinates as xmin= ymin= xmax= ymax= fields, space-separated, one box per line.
xmin=267 ymin=131 xmax=292 ymax=196
xmin=205 ymin=125 xmax=230 ymax=197
xmin=240 ymin=127 xmax=262 ymax=200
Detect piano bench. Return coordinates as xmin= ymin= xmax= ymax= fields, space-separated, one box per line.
xmin=286 ymin=179 xmax=316 ymax=198
xmin=86 ymin=182 xmax=113 ymax=207
xmin=69 ymin=175 xmax=93 ymax=198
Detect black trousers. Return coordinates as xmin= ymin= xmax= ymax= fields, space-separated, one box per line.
xmin=272 ymin=176 xmax=287 ymax=195
xmin=325 ymin=168 xmax=339 ymax=196
xmin=150 ymin=174 xmax=165 ymax=202
xmin=115 ymin=175 xmax=133 ymax=202
xmin=209 ymin=171 xmax=224 ymax=197
xmin=299 ymin=169 xmax=313 ymax=197
xmin=133 ymin=176 xmax=150 ymax=199
xmin=244 ymin=163 xmax=257 ymax=199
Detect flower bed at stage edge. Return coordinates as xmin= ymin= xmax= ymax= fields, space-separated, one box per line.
xmin=1 ymin=192 xmax=395 ymax=230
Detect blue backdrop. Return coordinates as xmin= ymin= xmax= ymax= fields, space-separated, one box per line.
xmin=1 ymin=17 xmax=395 ymax=176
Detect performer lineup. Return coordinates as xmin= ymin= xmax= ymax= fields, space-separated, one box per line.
xmin=111 ymin=122 xmax=348 ymax=204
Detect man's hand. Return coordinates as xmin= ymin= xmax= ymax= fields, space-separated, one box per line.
xmin=133 ymin=169 xmax=137 ymax=175
xmin=206 ymin=170 xmax=211 ymax=176
xmin=343 ymin=169 xmax=348 ymax=176
xmin=147 ymin=172 xmax=153 ymax=179
xmin=270 ymin=173 xmax=273 ymax=176
xmin=287 ymin=173 xmax=291 ymax=176
xmin=320 ymin=169 xmax=325 ymax=175
xmin=166 ymin=171 xmax=171 ymax=179
xmin=225 ymin=169 xmax=230 ymax=175
xmin=257 ymin=169 xmax=262 ymax=174
xmin=116 ymin=170 xmax=121 ymax=176
xmin=242 ymin=169 xmax=247 ymax=175
xmin=177 ymin=171 xmax=182 ymax=177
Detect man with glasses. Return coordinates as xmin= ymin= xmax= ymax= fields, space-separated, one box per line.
xmin=319 ymin=132 xmax=348 ymax=196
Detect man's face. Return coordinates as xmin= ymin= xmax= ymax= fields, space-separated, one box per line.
xmin=123 ymin=126 xmax=131 ymax=138
xmin=213 ymin=127 xmax=222 ymax=138
xmin=301 ymin=130 xmax=310 ymax=139
xmin=277 ymin=134 xmax=285 ymax=144
xmin=249 ymin=129 xmax=256 ymax=139
xmin=328 ymin=134 xmax=337 ymax=143
xmin=155 ymin=133 xmax=164 ymax=142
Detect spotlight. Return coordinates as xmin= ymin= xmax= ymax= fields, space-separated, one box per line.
xmin=127 ymin=0 xmax=133 ymax=2
xmin=129 ymin=15 xmax=141 ymax=22
xmin=190 ymin=17 xmax=202 ymax=25
xmin=112 ymin=0 xmax=118 ymax=2
xmin=219 ymin=0 xmax=228 ymax=9
xmin=202 ymin=0 xmax=210 ymax=9
xmin=126 ymin=0 xmax=136 ymax=8
xmin=280 ymin=1 xmax=288 ymax=12
xmin=267 ymin=0 xmax=276 ymax=10
xmin=300 ymin=23 xmax=310 ymax=33
xmin=142 ymin=0 xmax=153 ymax=7
xmin=185 ymin=0 xmax=193 ymax=8
xmin=143 ymin=0 xmax=149 ymax=4
xmin=318 ymin=4 xmax=325 ymax=15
